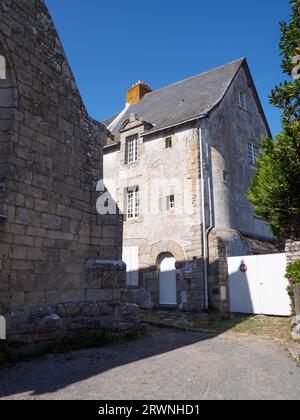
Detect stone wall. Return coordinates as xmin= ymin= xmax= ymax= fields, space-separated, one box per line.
xmin=0 ymin=0 xmax=131 ymax=344
xmin=104 ymin=120 xmax=204 ymax=311
xmin=285 ymin=241 xmax=300 ymax=264
xmin=126 ymin=254 xmax=204 ymax=312
xmin=203 ymin=64 xmax=273 ymax=239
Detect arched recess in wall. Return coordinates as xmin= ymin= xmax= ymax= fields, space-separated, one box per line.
xmin=148 ymin=240 xmax=186 ymax=268
xmin=0 ymin=32 xmax=18 ymax=216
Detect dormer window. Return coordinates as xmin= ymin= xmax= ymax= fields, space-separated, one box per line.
xmin=165 ymin=137 xmax=173 ymax=149
xmin=238 ymin=90 xmax=247 ymax=111
xmin=126 ymin=135 xmax=138 ymax=163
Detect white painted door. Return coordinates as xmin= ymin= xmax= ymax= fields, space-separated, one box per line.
xmin=228 ymin=254 xmax=291 ymax=316
xmin=159 ymin=255 xmax=177 ymax=305
xmin=122 ymin=246 xmax=139 ymax=286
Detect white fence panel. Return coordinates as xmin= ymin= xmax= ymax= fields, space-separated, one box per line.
xmin=228 ymin=254 xmax=290 ymax=316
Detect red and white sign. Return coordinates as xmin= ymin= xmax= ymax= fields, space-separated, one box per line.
xmin=240 ymin=263 xmax=248 ymax=273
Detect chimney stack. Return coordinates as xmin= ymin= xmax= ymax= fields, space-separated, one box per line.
xmin=126 ymin=80 xmax=152 ymax=105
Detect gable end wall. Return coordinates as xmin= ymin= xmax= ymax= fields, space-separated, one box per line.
xmin=0 ymin=0 xmax=131 ymax=344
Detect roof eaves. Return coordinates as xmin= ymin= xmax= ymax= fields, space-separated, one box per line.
xmin=104 ymin=140 xmax=121 ymax=152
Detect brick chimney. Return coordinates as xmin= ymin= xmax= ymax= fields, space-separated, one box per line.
xmin=126 ymin=80 xmax=152 ymax=105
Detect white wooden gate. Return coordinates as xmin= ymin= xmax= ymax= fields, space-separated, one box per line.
xmin=228 ymin=254 xmax=291 ymax=316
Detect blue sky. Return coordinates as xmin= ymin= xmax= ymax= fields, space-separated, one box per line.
xmin=46 ymin=0 xmax=292 ymax=137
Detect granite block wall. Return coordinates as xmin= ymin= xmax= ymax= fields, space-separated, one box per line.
xmin=0 ymin=0 xmax=131 ymax=343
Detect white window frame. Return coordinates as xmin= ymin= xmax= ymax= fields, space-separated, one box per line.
xmin=238 ymin=89 xmax=247 ymax=111
xmin=126 ymin=135 xmax=138 ymax=163
xmin=248 ymin=143 xmax=259 ymax=165
xmin=127 ymin=187 xmax=139 ymax=220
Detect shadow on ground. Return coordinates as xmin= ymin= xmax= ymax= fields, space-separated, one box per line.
xmin=0 ymin=328 xmax=218 ymax=398
xmin=0 ymin=260 xmax=257 ymax=397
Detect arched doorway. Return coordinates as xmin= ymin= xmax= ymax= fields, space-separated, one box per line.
xmin=158 ymin=253 xmax=177 ymax=305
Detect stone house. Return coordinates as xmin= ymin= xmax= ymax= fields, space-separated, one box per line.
xmin=103 ymin=58 xmax=277 ymax=312
xmin=0 ymin=0 xmax=136 ymax=344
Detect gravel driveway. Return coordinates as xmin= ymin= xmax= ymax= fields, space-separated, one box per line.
xmin=0 ymin=328 xmax=299 ymax=400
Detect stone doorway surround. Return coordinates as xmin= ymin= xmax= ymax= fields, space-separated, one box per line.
xmin=148 ymin=240 xmax=186 ymax=268
xmin=126 ymin=240 xmax=204 ymax=311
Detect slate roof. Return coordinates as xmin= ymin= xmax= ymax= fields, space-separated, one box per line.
xmin=102 ymin=58 xmax=270 ymax=137
xmin=101 ymin=114 xmax=119 ymax=128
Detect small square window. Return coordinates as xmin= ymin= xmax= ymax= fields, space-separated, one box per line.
xmin=223 ymin=171 xmax=230 ymax=183
xmin=165 ymin=137 xmax=172 ymax=149
xmin=238 ymin=90 xmax=247 ymax=111
xmin=167 ymin=195 xmax=175 ymax=211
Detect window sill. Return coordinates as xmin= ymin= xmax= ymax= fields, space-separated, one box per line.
xmin=124 ymin=160 xmax=140 ymax=167
xmin=125 ymin=216 xmax=144 ymax=225
xmin=239 ymin=106 xmax=249 ymax=114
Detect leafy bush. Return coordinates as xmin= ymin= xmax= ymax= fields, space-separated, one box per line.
xmin=286 ymin=260 xmax=300 ymax=285
xmin=286 ymin=260 xmax=300 ymax=315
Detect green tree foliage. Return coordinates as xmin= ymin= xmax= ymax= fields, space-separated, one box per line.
xmin=248 ymin=0 xmax=300 ymax=240
xmin=270 ymin=0 xmax=300 ymax=131
xmin=248 ymin=134 xmax=300 ymax=239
